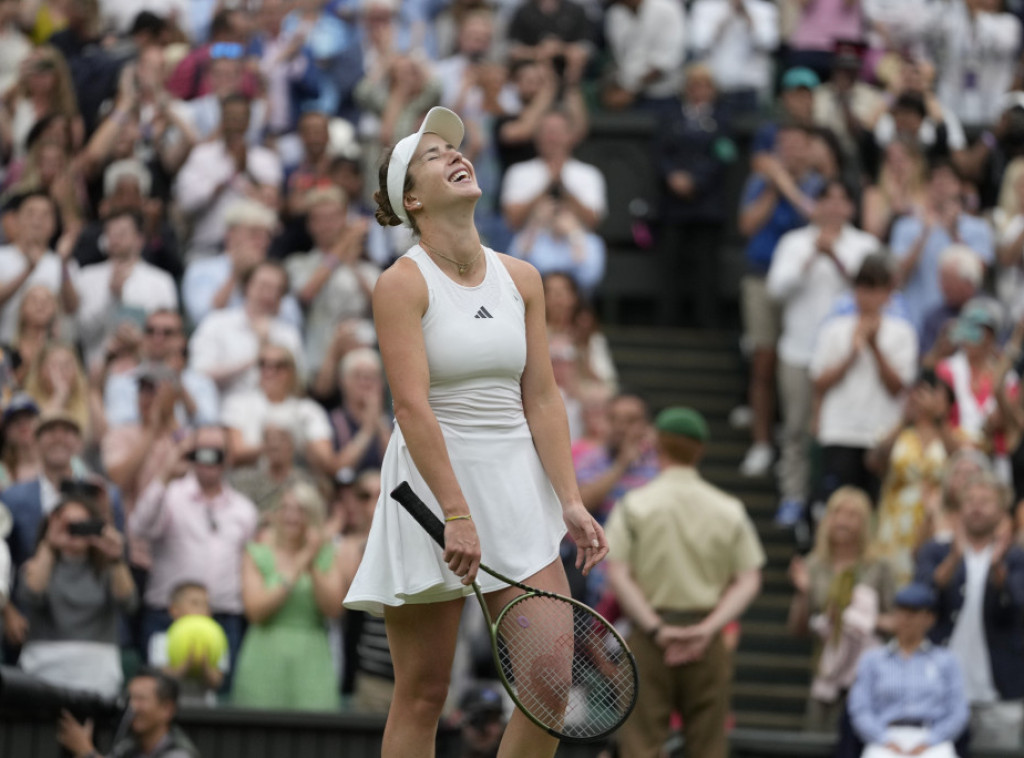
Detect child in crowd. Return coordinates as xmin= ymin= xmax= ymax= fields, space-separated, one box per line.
xmin=148 ymin=581 xmax=228 ymax=706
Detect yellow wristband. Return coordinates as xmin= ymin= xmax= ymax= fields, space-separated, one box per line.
xmin=445 ymin=514 xmax=472 ymax=523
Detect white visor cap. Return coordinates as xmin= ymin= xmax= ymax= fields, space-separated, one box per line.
xmin=386 ymin=107 xmax=466 ymax=227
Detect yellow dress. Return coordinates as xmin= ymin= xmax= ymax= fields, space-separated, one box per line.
xmin=875 ymin=429 xmax=947 ymax=585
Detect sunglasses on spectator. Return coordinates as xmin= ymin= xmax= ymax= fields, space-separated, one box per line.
xmin=145 ymin=325 xmax=180 ymax=337
xmin=186 ymin=447 xmax=226 ymax=466
xmin=355 ymin=490 xmax=375 ymax=501
xmin=210 ymin=42 xmax=245 ymax=60
xmin=258 ymin=359 xmax=292 ymax=371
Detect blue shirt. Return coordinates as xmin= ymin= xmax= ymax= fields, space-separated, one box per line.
xmin=509 ymin=230 xmax=606 ymax=295
xmin=890 ymin=215 xmax=994 ymax=331
xmin=848 ymin=640 xmax=969 ymax=747
xmin=181 ymin=255 xmax=304 ymax=331
xmin=104 ymin=369 xmax=220 ymax=428
xmin=740 ymin=172 xmax=824 ymax=274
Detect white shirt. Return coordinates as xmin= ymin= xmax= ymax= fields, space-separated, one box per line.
xmin=501 ymin=158 xmax=607 ymax=220
xmin=874 ymin=111 xmax=967 ymax=152
xmin=605 ymin=0 xmax=687 ymax=99
xmin=221 ymin=390 xmax=333 ymax=449
xmin=0 ymin=27 xmax=31 ymax=98
xmin=688 ymin=0 xmax=778 ymax=97
xmin=188 ymin=308 xmax=305 ymax=405
xmin=996 ymin=214 xmax=1024 ymax=321
xmin=185 ymin=95 xmax=269 ymax=146
xmin=0 ymin=531 xmax=10 ymax=604
xmin=809 ymin=313 xmax=919 ymax=447
xmin=0 ymin=246 xmax=77 ymax=344
xmin=76 ymin=259 xmax=179 ymax=367
xmin=99 ymin=0 xmax=188 ymax=32
xmin=285 ymin=252 xmax=381 ymax=371
xmin=767 ymin=225 xmax=880 ymax=367
xmin=949 ymin=544 xmax=999 ymax=704
xmin=932 ymin=3 xmax=1021 ymax=127
xmin=174 ymin=142 xmax=283 ymax=257
xmin=862 ymin=0 xmax=933 ymax=56
xmin=41 ymin=476 xmax=61 ymax=518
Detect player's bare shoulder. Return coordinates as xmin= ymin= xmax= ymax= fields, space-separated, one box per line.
xmin=373 ymin=254 xmax=429 ymax=315
xmin=495 ymin=252 xmax=543 ymax=303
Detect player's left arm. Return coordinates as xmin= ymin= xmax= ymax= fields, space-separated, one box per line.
xmin=502 ymin=255 xmax=607 ymax=570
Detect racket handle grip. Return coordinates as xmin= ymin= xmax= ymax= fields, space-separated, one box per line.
xmin=390 ymin=482 xmax=447 ymax=548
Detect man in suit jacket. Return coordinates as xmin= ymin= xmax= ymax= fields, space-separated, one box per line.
xmin=1 ymin=412 xmax=125 ymax=654
xmin=915 ymin=470 xmax=1024 ymax=750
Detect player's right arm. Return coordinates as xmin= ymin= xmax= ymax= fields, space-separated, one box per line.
xmin=373 ymin=260 xmax=481 ymax=584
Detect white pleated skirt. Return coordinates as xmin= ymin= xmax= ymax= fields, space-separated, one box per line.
xmin=343 ymin=422 xmax=567 ymax=616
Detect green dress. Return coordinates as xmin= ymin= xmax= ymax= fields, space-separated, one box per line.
xmin=232 ymin=542 xmax=341 ymax=710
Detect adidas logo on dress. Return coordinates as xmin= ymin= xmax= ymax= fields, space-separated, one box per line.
xmin=474 ymin=306 xmax=493 ymax=319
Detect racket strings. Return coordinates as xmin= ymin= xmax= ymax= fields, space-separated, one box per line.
xmin=495 ymin=595 xmax=636 ymax=740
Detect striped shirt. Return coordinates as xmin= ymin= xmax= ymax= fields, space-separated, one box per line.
xmin=848 ymin=640 xmax=969 ymax=746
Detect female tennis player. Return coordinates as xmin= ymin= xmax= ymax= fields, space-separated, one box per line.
xmin=343 ymin=107 xmax=608 ymax=756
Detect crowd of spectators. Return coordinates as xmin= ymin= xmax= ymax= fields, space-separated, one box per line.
xmin=1 ymin=0 xmax=1024 ymax=757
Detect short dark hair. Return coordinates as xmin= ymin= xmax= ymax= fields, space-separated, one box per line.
xmin=240 ymin=259 xmax=289 ymax=298
xmin=853 ymin=254 xmax=894 ymax=288
xmin=104 ymin=208 xmax=144 ymax=234
xmin=221 ymin=93 xmax=251 ymax=114
xmin=210 ymin=9 xmax=237 ymax=39
xmin=6 ymin=190 xmax=54 ymax=215
xmin=130 ymin=11 xmax=166 ymax=37
xmin=892 ymin=93 xmax=927 ymax=119
xmin=609 ymin=392 xmax=650 ymax=419
xmin=816 ymin=178 xmax=854 ymax=202
xmin=927 ymin=157 xmax=962 ymax=183
xmin=170 ymin=581 xmax=208 ymax=605
xmin=134 ymin=667 xmax=180 ymax=707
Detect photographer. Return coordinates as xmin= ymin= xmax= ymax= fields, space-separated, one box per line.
xmin=17 ymin=492 xmax=135 ymax=698
xmin=57 ymin=668 xmax=200 ymax=758
xmin=500 ymin=109 xmax=606 ymax=233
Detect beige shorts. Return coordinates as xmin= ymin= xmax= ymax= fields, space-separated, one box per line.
xmin=741 ymin=275 xmax=781 ymax=350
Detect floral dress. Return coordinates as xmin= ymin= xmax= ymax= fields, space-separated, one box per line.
xmin=876 ymin=429 xmax=947 ymax=585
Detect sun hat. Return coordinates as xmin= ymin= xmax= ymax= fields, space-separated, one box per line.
xmin=386 ymin=107 xmax=466 ymax=228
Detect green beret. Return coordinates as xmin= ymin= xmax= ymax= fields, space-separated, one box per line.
xmin=654 ymin=407 xmax=709 ymax=442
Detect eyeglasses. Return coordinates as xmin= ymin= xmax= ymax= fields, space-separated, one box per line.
xmin=210 ymin=42 xmax=245 ymax=60
xmin=258 ymin=359 xmax=291 ymax=372
xmin=145 ymin=326 xmax=180 ymax=337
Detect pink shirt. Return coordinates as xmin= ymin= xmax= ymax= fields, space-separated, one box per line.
xmin=790 ymin=0 xmax=862 ymax=52
xmin=129 ymin=473 xmax=258 ymax=613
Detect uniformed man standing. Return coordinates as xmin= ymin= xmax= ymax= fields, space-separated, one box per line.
xmin=606 ymin=406 xmax=765 ymax=758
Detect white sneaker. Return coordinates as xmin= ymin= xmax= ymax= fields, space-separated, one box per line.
xmin=740 ymin=442 xmax=774 ymax=477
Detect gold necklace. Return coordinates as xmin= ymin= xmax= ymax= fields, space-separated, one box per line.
xmin=421 ymin=240 xmax=482 ymax=276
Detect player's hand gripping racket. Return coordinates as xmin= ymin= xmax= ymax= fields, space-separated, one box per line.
xmin=390 ymin=481 xmax=638 ymax=743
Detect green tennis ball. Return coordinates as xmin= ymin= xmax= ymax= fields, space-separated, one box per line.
xmin=166 ymin=615 xmax=228 ymax=673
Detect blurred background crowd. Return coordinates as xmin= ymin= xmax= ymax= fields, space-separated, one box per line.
xmin=0 ymin=0 xmax=1023 ymax=756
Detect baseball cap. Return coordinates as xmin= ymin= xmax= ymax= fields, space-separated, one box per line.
xmin=951 ymin=299 xmax=1001 ymax=345
xmin=654 ymin=407 xmax=709 ymax=442
xmin=781 ymin=67 xmax=821 ymax=91
xmin=2 ymin=392 xmax=40 ymax=424
xmin=893 ymin=583 xmax=936 ymax=611
xmin=460 ymin=685 xmax=504 ymax=726
xmin=386 ymin=107 xmax=465 ymax=228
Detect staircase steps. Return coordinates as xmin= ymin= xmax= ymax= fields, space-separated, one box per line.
xmin=604 ymin=327 xmax=812 ymax=731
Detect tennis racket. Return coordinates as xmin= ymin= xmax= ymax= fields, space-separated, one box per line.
xmin=390 ymin=481 xmax=638 ymax=743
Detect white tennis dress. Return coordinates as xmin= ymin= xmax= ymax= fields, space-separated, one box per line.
xmin=344 ymin=245 xmax=567 ymax=615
